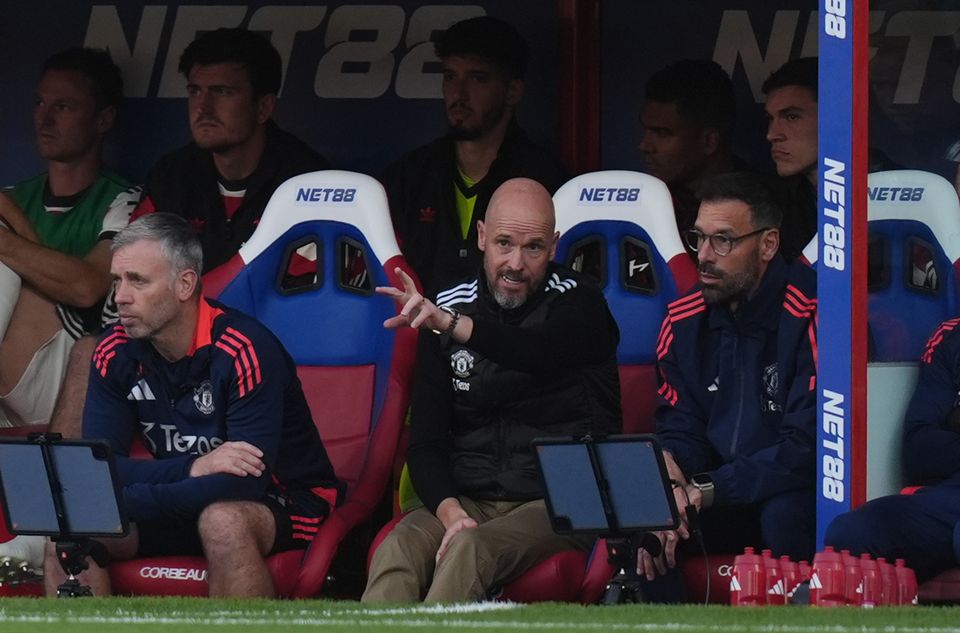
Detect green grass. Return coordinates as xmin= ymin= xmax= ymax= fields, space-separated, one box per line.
xmin=0 ymin=598 xmax=958 ymax=633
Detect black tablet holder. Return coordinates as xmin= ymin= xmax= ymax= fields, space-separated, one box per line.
xmin=533 ymin=434 xmax=680 ymax=603
xmin=0 ymin=433 xmax=128 ymax=597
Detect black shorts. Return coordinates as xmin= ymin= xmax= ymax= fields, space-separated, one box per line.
xmin=136 ymin=489 xmax=333 ymax=557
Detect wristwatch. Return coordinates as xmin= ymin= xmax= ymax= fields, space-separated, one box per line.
xmin=432 ymin=305 xmax=460 ymax=339
xmin=690 ymin=473 xmax=715 ymax=508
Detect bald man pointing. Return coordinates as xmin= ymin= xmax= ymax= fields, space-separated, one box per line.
xmin=362 ymin=178 xmax=622 ymax=603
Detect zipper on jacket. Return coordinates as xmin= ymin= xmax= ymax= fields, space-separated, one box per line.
xmin=729 ymin=334 xmax=745 ymax=456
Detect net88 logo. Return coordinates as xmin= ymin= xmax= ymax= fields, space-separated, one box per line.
xmin=85 ymin=4 xmax=489 ymax=99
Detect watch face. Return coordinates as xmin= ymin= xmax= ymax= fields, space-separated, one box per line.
xmin=692 ymin=474 xmax=713 ymax=487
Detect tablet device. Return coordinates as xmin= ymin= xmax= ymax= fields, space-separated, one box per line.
xmin=533 ymin=434 xmax=679 ymax=535
xmin=0 ymin=439 xmax=127 ymax=538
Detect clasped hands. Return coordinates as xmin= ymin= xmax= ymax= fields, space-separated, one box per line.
xmin=635 ymin=452 xmax=702 ymax=580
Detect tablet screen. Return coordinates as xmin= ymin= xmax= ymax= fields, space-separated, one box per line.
xmin=51 ymin=444 xmax=125 ymax=536
xmin=0 ymin=440 xmax=126 ymax=537
xmin=0 ymin=443 xmax=59 ymax=535
xmin=534 ymin=442 xmax=608 ymax=532
xmin=596 ymin=439 xmax=678 ymax=531
xmin=534 ymin=435 xmax=678 ymax=534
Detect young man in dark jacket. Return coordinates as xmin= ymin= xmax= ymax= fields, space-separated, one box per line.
xmin=383 ymin=16 xmax=566 ymax=297
xmin=133 ymin=27 xmax=329 ymax=273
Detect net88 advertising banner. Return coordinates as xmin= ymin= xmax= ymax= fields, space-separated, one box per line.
xmin=0 ymin=1 xmax=559 ymax=184
xmin=817 ymin=0 xmax=867 ymax=547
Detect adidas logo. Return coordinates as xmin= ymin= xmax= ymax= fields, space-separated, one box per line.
xmin=127 ymin=379 xmax=156 ymax=401
xmin=729 ymin=575 xmax=741 ymax=592
xmin=707 ymin=377 xmax=719 ymax=392
xmin=809 ymin=573 xmax=823 ymax=589
xmin=767 ymin=579 xmax=785 ymax=595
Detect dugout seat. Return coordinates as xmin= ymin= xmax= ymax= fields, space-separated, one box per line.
xmin=552 ymin=170 xmax=698 ymax=435
xmin=865 ymin=170 xmax=960 ymax=362
xmin=107 ymin=170 xmax=418 ymax=598
xmin=863 ymin=171 xmax=960 ymax=603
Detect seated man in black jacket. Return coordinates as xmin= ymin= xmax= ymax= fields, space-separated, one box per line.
xmin=362 ymin=178 xmax=621 ymax=603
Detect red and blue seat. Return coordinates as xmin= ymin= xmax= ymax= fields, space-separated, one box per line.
xmin=864 ymin=170 xmax=960 ymax=362
xmin=861 ymin=170 xmax=960 ymax=602
xmin=108 ymin=170 xmax=418 ymax=597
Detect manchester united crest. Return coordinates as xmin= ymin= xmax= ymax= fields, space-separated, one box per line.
xmin=194 ymin=380 xmax=215 ymax=415
xmin=762 ymin=363 xmax=779 ymax=397
xmin=450 ymin=349 xmax=475 ymax=379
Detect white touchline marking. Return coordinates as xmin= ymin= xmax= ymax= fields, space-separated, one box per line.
xmin=0 ymin=605 xmax=957 ymax=632
xmin=0 ymin=611 xmax=958 ymax=633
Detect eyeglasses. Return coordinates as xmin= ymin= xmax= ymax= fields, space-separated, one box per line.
xmin=684 ymin=227 xmax=772 ymax=257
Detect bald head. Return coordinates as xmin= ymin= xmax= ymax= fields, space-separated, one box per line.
xmin=478 ymin=178 xmax=559 ymax=309
xmin=485 ymin=177 xmax=556 ymax=233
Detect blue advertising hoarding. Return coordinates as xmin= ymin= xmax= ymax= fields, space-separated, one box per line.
xmin=0 ymin=1 xmax=559 ymax=185
xmin=816 ymin=0 xmax=868 ymax=547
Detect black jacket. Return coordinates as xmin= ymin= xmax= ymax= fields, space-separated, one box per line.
xmin=136 ymin=122 xmax=329 ymax=272
xmin=382 ymin=121 xmax=566 ymax=296
xmin=407 ymin=264 xmax=621 ymax=513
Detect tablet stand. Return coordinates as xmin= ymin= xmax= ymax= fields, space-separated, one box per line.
xmin=54 ymin=540 xmax=109 ymax=597
xmin=0 ymin=433 xmax=126 ymax=597
xmin=602 ymin=519 xmax=669 ymax=603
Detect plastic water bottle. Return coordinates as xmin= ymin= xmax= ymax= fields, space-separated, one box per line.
xmin=730 ymin=547 xmax=765 ymax=606
xmin=810 ymin=546 xmax=846 ymax=607
xmin=877 ymin=558 xmax=897 ymax=605
xmin=859 ymin=554 xmax=880 ymax=608
xmin=841 ymin=549 xmax=862 ymax=606
xmin=894 ymin=558 xmax=918 ymax=605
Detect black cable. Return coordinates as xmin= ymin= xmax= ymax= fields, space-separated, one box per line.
xmin=675 ymin=483 xmax=711 ymax=606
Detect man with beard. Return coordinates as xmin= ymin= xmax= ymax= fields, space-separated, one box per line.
xmin=636 ymin=172 xmax=818 ymax=598
xmin=132 ymin=27 xmax=328 ymax=274
xmin=361 ymin=178 xmax=621 ymax=603
xmin=43 ymin=213 xmax=342 ymax=597
xmin=382 ymin=16 xmax=566 ymax=297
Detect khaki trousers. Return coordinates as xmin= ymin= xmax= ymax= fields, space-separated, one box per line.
xmin=362 ymin=497 xmax=590 ymax=603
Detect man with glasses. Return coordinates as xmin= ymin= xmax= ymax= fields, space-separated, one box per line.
xmin=636 ymin=172 xmax=818 ymax=600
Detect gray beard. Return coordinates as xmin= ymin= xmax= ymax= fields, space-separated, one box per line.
xmin=491 ymin=288 xmax=525 ymax=310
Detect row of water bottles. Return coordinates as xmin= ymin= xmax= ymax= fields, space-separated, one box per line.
xmin=729 ymin=546 xmax=918 ymax=606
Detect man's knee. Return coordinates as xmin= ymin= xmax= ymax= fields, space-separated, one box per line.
xmin=198 ymin=501 xmax=274 ymax=555
xmin=824 ymin=510 xmax=869 ymax=552
xmin=759 ymin=491 xmax=816 ymax=559
xmin=373 ymin=514 xmax=443 ymax=568
xmin=440 ymin=527 xmax=485 ymax=564
xmin=824 ymin=496 xmax=909 ymax=554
